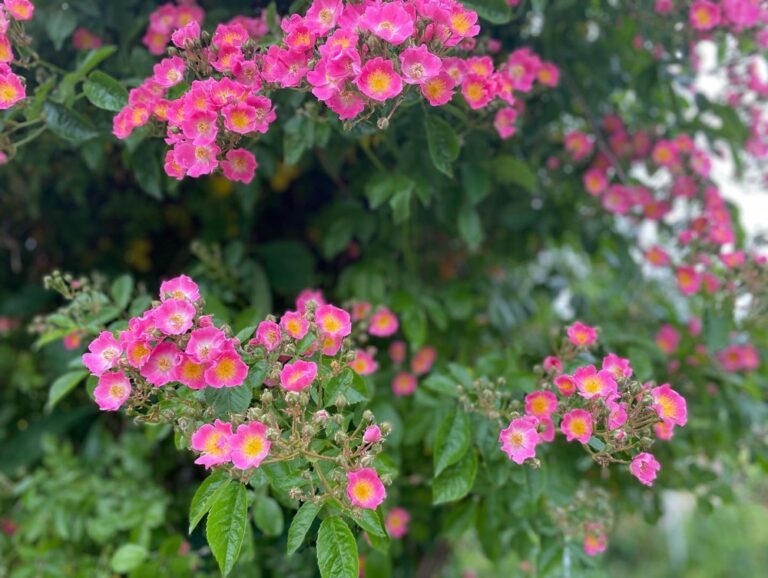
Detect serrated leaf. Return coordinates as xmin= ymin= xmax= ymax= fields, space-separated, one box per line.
xmin=189 ymin=471 xmax=230 ymax=534
xmin=286 ymin=501 xmax=322 ymax=555
xmin=316 ymin=517 xmax=358 ymax=578
xmin=425 ymin=114 xmax=460 ymax=177
xmin=206 ymin=482 xmax=249 ymax=576
xmin=46 ymin=370 xmax=89 ymax=411
xmin=434 ymin=407 xmax=471 ymax=476
xmin=84 ymin=71 xmax=128 ymax=112
xmin=253 ymin=495 xmax=284 ymax=537
xmin=351 ymin=508 xmax=387 ymax=537
xmin=433 ymin=450 xmax=478 ymax=505
xmin=204 ymin=386 xmax=253 ymax=417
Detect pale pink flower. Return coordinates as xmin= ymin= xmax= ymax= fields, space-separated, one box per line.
xmin=346 ymin=468 xmax=386 ymax=509
xmin=94 ymin=371 xmax=132 ymax=411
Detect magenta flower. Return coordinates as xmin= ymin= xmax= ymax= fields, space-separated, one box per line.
xmin=94 ymin=371 xmax=132 ymax=411
xmin=392 ymin=371 xmax=417 ymax=396
xmin=205 ymin=349 xmax=248 ymax=388
xmin=349 ymin=350 xmax=379 ymax=377
xmin=280 ymin=310 xmax=310 ymax=340
xmin=160 ymin=274 xmax=200 ymax=302
xmin=346 ymin=468 xmax=386 ymax=509
xmin=140 ymin=341 xmax=181 ymax=386
xmin=174 ymin=354 xmax=207 ymax=390
xmin=385 ymin=507 xmax=410 ymax=539
xmin=255 ymin=320 xmax=282 ymax=352
xmin=399 ymin=45 xmax=441 ymax=85
xmin=650 ymin=384 xmax=688 ymax=426
xmin=191 ymin=420 xmax=233 ymax=469
xmin=230 ymin=422 xmax=271 ymax=469
xmin=186 ymin=327 xmax=227 ymax=364
xmin=573 ymin=366 xmax=618 ymax=400
xmin=566 ymin=321 xmax=598 ymax=347
xmin=629 ymin=452 xmax=661 ymax=486
xmin=499 ymin=416 xmax=540 ymax=464
xmin=82 ymin=331 xmax=122 ymax=376
xmin=359 ymin=2 xmax=414 ymax=45
xmin=221 ymin=149 xmax=258 ymax=184
xmin=369 ymin=307 xmax=399 ymax=337
xmin=154 ymin=298 xmax=196 ymax=335
xmin=560 ymin=409 xmax=593 ymax=444
xmin=524 ymin=390 xmax=558 ymax=421
xmin=280 ymin=359 xmax=318 ymax=392
xmin=316 ymin=304 xmax=352 ymax=338
xmin=355 ymin=58 xmax=403 ymax=102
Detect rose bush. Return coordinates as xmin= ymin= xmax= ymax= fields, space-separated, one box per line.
xmin=1 ymin=1 xmax=767 ymax=577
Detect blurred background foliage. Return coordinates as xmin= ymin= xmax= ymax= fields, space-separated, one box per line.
xmin=2 ymin=0 xmax=767 ymax=576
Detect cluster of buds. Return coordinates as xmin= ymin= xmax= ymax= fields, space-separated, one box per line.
xmin=115 ymin=0 xmax=559 ymax=183
xmin=70 ymin=274 xmax=400 ymax=513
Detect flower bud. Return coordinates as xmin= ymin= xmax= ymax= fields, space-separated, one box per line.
xmin=360 ymin=454 xmax=375 ymax=467
xmin=260 ymin=390 xmax=273 ymax=404
xmin=377 ymin=117 xmax=389 ymax=130
xmin=362 ymin=410 xmax=374 ymax=423
xmin=333 ymin=394 xmax=348 ymax=408
xmin=266 ymin=428 xmax=280 ymax=441
xmin=363 ymin=425 xmax=381 ymax=444
xmin=313 ymin=409 xmax=330 ymax=424
xmin=334 ymin=431 xmax=348 ymax=444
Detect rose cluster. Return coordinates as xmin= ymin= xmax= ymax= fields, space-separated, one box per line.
xmin=561 ymin=115 xmax=767 ymax=306
xmin=115 ymin=0 xmax=559 ymax=183
xmin=0 ymin=0 xmax=34 ymax=112
xmin=82 ymin=275 xmax=249 ymax=411
xmin=77 ymin=275 xmax=402 ymax=514
xmin=497 ymin=321 xmax=688 ymax=489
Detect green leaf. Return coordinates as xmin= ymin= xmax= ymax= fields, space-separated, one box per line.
xmin=389 ymin=188 xmax=412 ymax=224
xmin=110 ymin=274 xmax=134 ymax=310
xmin=458 ymin=205 xmax=484 ymax=251
xmin=316 ymin=517 xmax=358 ymax=578
xmin=206 ymin=482 xmax=249 ymax=577
xmin=351 ymin=508 xmax=387 ymax=537
xmin=111 ymin=544 xmax=148 ymax=573
xmin=46 ymin=370 xmax=89 ymax=411
xmin=205 ymin=385 xmax=253 ymax=417
xmin=44 ymin=8 xmax=78 ymax=50
xmin=425 ymin=114 xmax=460 ymax=177
xmin=44 ymin=102 xmax=100 ymax=144
xmin=253 ymin=496 xmax=284 ymax=537
xmin=236 ymin=325 xmax=257 ymax=343
xmin=433 ymin=450 xmax=478 ymax=505
xmin=286 ymin=501 xmax=322 ymax=555
xmin=433 ymin=407 xmax=471 ymax=476
xmin=131 ymin=144 xmax=163 ymax=199
xmin=189 ymin=471 xmax=231 ymax=534
xmin=587 ymin=436 xmax=606 ymax=452
xmin=25 ymin=77 xmax=56 ymax=121
xmin=284 ymin=114 xmax=314 ymax=166
xmin=401 ymin=306 xmax=427 ymax=351
xmin=365 ymin=174 xmax=414 ymax=210
xmin=460 ymin=0 xmax=512 ymax=24
xmin=494 ymin=155 xmax=536 ymax=192
xmin=84 ymin=71 xmax=128 ymax=112
xmin=54 ymin=46 xmax=118 ymax=105
xmin=324 ymin=368 xmax=369 ymax=406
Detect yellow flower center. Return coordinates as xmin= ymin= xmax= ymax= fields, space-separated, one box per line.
xmin=367 ymin=70 xmax=392 ymax=94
